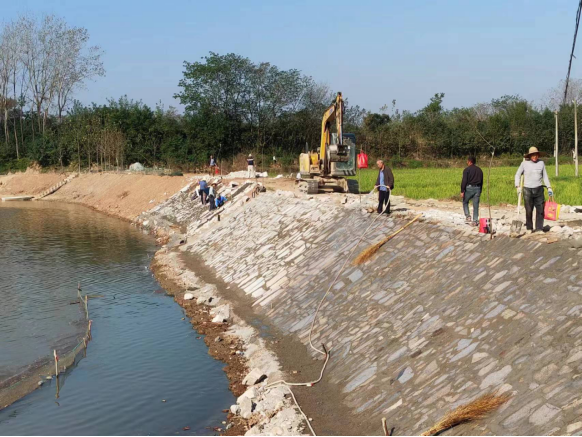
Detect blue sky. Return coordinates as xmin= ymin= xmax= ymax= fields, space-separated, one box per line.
xmin=4 ymin=0 xmax=580 ymax=113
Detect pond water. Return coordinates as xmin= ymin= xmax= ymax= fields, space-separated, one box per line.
xmin=0 ymin=202 xmax=233 ymax=435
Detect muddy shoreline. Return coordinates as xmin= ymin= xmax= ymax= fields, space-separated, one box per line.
xmin=150 ymin=247 xmax=310 ymax=435
xmin=151 ymin=255 xmax=250 ymax=435
xmin=149 ymin=244 xmax=363 ymax=436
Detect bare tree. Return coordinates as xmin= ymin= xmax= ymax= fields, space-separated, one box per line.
xmin=19 ymin=14 xmax=60 ymax=133
xmin=16 ymin=14 xmax=105 ymax=133
xmin=0 ymin=21 xmax=18 ymax=148
xmin=54 ymin=26 xmax=104 ymax=122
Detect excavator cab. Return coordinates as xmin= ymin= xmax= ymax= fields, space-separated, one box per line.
xmin=330 ymin=133 xmax=356 ymax=177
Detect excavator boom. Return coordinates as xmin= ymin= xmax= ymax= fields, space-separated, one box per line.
xmin=319 ymin=92 xmax=345 ymax=174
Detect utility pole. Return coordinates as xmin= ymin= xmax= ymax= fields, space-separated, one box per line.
xmin=575 ymin=100 xmax=579 ymax=177
xmin=555 ymin=110 xmax=559 ymax=176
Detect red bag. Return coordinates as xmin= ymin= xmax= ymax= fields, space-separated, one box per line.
xmin=479 ymin=218 xmax=491 ymax=234
xmin=357 ymin=152 xmax=368 ymax=169
xmin=544 ymin=197 xmax=561 ymax=221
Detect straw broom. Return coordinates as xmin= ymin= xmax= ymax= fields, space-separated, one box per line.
xmin=420 ymin=392 xmax=511 ymax=436
xmin=353 ymin=214 xmax=422 ymax=265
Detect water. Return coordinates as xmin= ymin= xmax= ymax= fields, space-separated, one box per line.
xmin=0 ymin=202 xmax=234 ymax=435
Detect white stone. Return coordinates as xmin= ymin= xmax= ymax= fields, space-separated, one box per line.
xmin=383 ymin=399 xmax=402 ymax=414
xmin=480 ymin=365 xmax=512 ymax=389
xmin=398 ymin=367 xmax=414 ymax=384
xmin=242 ymin=369 xmax=266 ymax=386
xmin=239 ymin=396 xmax=254 ymax=419
xmin=528 ymin=403 xmax=561 ymax=426
xmin=238 ymin=386 xmax=258 ymax=402
xmin=501 ymin=309 xmax=517 ymax=319
xmin=472 ymin=352 xmax=488 ymax=363
xmin=183 ymin=293 xmax=194 ymax=300
xmin=210 ymin=304 xmax=230 ymax=323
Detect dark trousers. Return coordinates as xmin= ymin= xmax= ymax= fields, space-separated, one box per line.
xmin=200 ymin=188 xmax=209 ymax=205
xmin=462 ymin=186 xmax=481 ymax=221
xmin=377 ymin=190 xmax=390 ymax=214
xmin=523 ymin=186 xmax=545 ymax=231
xmin=208 ymin=195 xmax=216 ymax=211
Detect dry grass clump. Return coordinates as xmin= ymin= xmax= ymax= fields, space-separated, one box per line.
xmin=353 ymin=214 xmax=422 ymax=265
xmin=420 ymin=392 xmax=511 ymax=436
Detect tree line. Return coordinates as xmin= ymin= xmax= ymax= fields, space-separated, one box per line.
xmin=0 ymin=14 xmax=104 ymax=171
xmin=0 ymin=16 xmax=580 ymax=172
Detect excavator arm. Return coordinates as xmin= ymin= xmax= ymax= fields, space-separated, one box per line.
xmin=319 ymin=92 xmax=344 ymax=174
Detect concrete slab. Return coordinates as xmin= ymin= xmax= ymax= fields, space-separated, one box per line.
xmin=1 ymin=196 xmax=34 ymax=201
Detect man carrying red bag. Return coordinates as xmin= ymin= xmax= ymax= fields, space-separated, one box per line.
xmin=514 ymin=147 xmax=553 ymax=233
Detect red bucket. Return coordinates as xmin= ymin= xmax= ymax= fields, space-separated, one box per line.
xmin=479 ymin=218 xmax=491 ymax=234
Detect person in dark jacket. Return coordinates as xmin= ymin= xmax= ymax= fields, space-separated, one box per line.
xmin=460 ymin=156 xmax=483 ymax=225
xmin=374 ymin=159 xmax=395 ymax=214
xmin=199 ymin=179 xmax=208 ymax=205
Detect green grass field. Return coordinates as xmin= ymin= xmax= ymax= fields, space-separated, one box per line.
xmin=350 ymin=164 xmax=582 ymax=206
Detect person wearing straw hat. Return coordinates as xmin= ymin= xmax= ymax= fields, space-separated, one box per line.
xmin=514 ymin=147 xmax=553 ymax=233
xmin=247 ymin=154 xmax=255 ymax=178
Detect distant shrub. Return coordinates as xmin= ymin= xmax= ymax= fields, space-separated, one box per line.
xmin=0 ymin=158 xmax=31 ymax=174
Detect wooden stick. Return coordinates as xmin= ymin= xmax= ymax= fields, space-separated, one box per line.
xmin=381 ymin=418 xmax=389 ymax=436
xmin=53 ymin=350 xmax=58 ymax=376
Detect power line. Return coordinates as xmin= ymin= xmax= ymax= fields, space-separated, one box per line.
xmin=563 ymin=0 xmax=582 ymax=106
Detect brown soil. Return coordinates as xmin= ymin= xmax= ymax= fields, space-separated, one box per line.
xmin=0 ymin=171 xmax=198 ymax=222
xmin=0 ymin=171 xmax=65 ymax=196
xmin=50 ymin=173 xmax=194 ymax=221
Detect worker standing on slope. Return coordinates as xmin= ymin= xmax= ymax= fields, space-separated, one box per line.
xmin=375 ymin=159 xmax=394 ymax=214
xmin=514 ymin=147 xmax=553 ymax=233
xmin=209 ymin=155 xmax=216 ymax=176
xmin=460 ymin=156 xmax=483 ymax=226
xmin=247 ymin=154 xmax=255 ymax=178
xmin=208 ymin=183 xmax=217 ymax=211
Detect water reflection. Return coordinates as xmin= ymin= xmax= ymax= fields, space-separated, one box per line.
xmin=0 ymin=202 xmax=233 ymax=435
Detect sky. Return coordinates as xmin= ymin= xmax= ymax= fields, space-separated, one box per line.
xmin=3 ymin=0 xmax=581 ymax=113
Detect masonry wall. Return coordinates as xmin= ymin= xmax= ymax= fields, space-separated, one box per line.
xmin=177 ymin=191 xmax=582 ymax=435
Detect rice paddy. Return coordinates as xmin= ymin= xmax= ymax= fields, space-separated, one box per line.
xmin=351 ymin=164 xmax=582 ymax=206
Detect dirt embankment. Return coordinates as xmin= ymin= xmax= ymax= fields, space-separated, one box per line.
xmin=0 ymin=171 xmax=65 ymax=196
xmin=0 ymin=171 xmax=195 ymax=222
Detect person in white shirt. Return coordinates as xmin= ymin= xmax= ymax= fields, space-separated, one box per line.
xmin=208 ymin=183 xmax=217 ymax=211
xmin=247 ymin=154 xmax=255 ymax=178
xmin=514 ymin=147 xmax=553 ymax=233
xmin=209 ymin=155 xmax=216 ymax=175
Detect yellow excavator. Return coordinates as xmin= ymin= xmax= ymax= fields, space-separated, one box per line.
xmin=299 ymin=92 xmax=356 ymax=193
